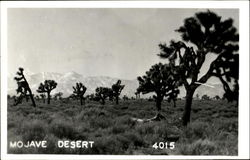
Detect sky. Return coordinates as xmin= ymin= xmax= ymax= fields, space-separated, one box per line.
xmin=8 ymin=8 xmax=238 ymax=80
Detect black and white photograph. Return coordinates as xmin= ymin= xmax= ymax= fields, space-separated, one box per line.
xmin=1 ymin=1 xmax=249 ymax=159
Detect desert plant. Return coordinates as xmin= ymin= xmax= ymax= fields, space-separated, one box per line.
xmin=39 ymin=94 xmax=46 ymax=103
xmin=158 ymin=10 xmax=239 ymax=125
xmin=213 ymin=95 xmax=221 ymax=100
xmin=112 ymin=80 xmax=125 ymax=104
xmin=202 ymin=95 xmax=210 ymax=100
xmin=14 ymin=67 xmax=36 ymax=107
xmin=54 ymin=92 xmax=63 ymax=100
xmin=72 ymin=82 xmax=87 ymax=105
xmin=37 ymin=80 xmax=57 ymax=104
xmin=95 ymin=87 xmax=113 ymax=105
xmin=137 ymin=63 xmax=180 ymax=119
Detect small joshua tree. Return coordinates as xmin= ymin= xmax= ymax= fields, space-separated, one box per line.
xmin=214 ymin=95 xmax=221 ymax=100
xmin=14 ymin=67 xmax=36 ymax=107
xmin=54 ymin=92 xmax=63 ymax=100
xmin=201 ymin=94 xmax=210 ymax=100
xmin=37 ymin=80 xmax=57 ymax=104
xmin=137 ymin=63 xmax=180 ymax=120
xmin=72 ymin=82 xmax=87 ymax=105
xmin=95 ymin=87 xmax=113 ymax=105
xmin=112 ymin=80 xmax=125 ymax=104
xmin=39 ymin=94 xmax=46 ymax=103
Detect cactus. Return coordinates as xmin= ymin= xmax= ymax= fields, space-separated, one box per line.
xmin=112 ymin=80 xmax=125 ymax=104
xmin=95 ymin=87 xmax=113 ymax=105
xmin=72 ymin=82 xmax=87 ymax=105
xmin=137 ymin=63 xmax=180 ymax=119
xmin=14 ymin=67 xmax=36 ymax=107
xmin=37 ymin=80 xmax=57 ymax=104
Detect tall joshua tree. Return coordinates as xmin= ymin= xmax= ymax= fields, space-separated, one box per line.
xmin=37 ymin=80 xmax=57 ymax=104
xmin=14 ymin=67 xmax=36 ymax=107
xmin=112 ymin=80 xmax=125 ymax=104
xmin=72 ymin=82 xmax=87 ymax=105
xmin=158 ymin=10 xmax=239 ymax=125
xmin=137 ymin=63 xmax=180 ymax=120
xmin=95 ymin=87 xmax=113 ymax=105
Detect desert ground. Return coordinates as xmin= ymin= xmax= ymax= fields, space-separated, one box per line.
xmin=7 ymin=98 xmax=238 ymax=155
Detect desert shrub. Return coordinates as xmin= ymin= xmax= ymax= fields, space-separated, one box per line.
xmin=179 ymin=139 xmax=217 ymax=155
xmin=136 ymin=123 xmax=155 ymax=135
xmin=88 ymin=117 xmax=113 ymax=129
xmin=39 ymin=134 xmax=61 ymax=154
xmin=17 ymin=119 xmax=48 ymax=142
xmin=154 ymin=122 xmax=180 ymax=140
xmin=76 ymin=107 xmax=110 ymax=121
xmin=213 ymin=119 xmax=238 ymax=133
xmin=49 ymin=119 xmax=76 ymax=140
xmin=114 ymin=115 xmax=136 ymax=127
xmin=111 ymin=124 xmax=128 ymax=134
xmin=182 ymin=121 xmax=212 ymax=141
xmin=123 ymin=132 xmax=145 ymax=148
xmin=87 ymin=136 xmax=124 ymax=154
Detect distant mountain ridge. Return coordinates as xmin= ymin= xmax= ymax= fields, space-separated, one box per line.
xmin=8 ymin=71 xmax=225 ymax=98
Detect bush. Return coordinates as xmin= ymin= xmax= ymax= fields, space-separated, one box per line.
xmin=18 ymin=119 xmax=48 ymax=142
xmin=49 ymin=119 xmax=76 ymax=140
xmin=179 ymin=139 xmax=217 ymax=155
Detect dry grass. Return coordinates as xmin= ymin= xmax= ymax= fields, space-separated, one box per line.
xmin=7 ymin=99 xmax=238 ymax=155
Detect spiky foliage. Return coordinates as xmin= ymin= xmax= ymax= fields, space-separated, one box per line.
xmin=72 ymin=83 xmax=87 ymax=105
xmin=158 ymin=10 xmax=239 ymax=125
xmin=37 ymin=80 xmax=57 ymax=104
xmin=95 ymin=87 xmax=113 ymax=105
xmin=112 ymin=80 xmax=125 ymax=104
xmin=137 ymin=63 xmax=180 ymax=116
xmin=14 ymin=67 xmax=36 ymax=107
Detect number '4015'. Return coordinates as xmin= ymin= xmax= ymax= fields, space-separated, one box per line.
xmin=152 ymin=142 xmax=175 ymax=149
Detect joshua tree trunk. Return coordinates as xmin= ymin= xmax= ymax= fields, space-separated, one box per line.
xmin=80 ymin=97 xmax=83 ymax=105
xmin=47 ymin=92 xmax=51 ymax=104
xmin=173 ymin=100 xmax=176 ymax=108
xmin=27 ymin=88 xmax=36 ymax=107
xmin=80 ymin=97 xmax=85 ymax=105
xmin=182 ymin=89 xmax=195 ymax=126
xmin=101 ymin=98 xmax=105 ymax=105
xmin=156 ymin=98 xmax=162 ymax=112
xmin=115 ymin=96 xmax=119 ymax=105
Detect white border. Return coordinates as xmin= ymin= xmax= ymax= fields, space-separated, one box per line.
xmin=1 ymin=1 xmax=249 ymax=160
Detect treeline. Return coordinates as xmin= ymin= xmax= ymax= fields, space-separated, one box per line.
xmin=11 ymin=67 xmax=125 ymax=106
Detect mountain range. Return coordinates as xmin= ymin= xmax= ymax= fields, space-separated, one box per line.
xmin=7 ymin=71 xmax=225 ymax=98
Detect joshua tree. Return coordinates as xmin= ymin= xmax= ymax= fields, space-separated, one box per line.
xmin=54 ymin=92 xmax=63 ymax=100
xmin=95 ymin=87 xmax=113 ymax=105
xmin=112 ymin=80 xmax=125 ymax=104
xmin=37 ymin=80 xmax=57 ymax=104
xmin=14 ymin=67 xmax=36 ymax=107
xmin=213 ymin=95 xmax=221 ymax=100
xmin=39 ymin=94 xmax=46 ymax=103
xmin=72 ymin=82 xmax=87 ymax=105
xmin=158 ymin=10 xmax=239 ymax=125
xmin=123 ymin=95 xmax=129 ymax=101
xmin=201 ymin=94 xmax=210 ymax=100
xmin=137 ymin=63 xmax=180 ymax=120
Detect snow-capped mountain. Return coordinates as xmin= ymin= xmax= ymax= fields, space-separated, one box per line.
xmin=7 ymin=71 xmax=225 ymax=98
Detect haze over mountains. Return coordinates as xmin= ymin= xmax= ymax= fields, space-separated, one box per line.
xmin=8 ymin=71 xmax=225 ymax=99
